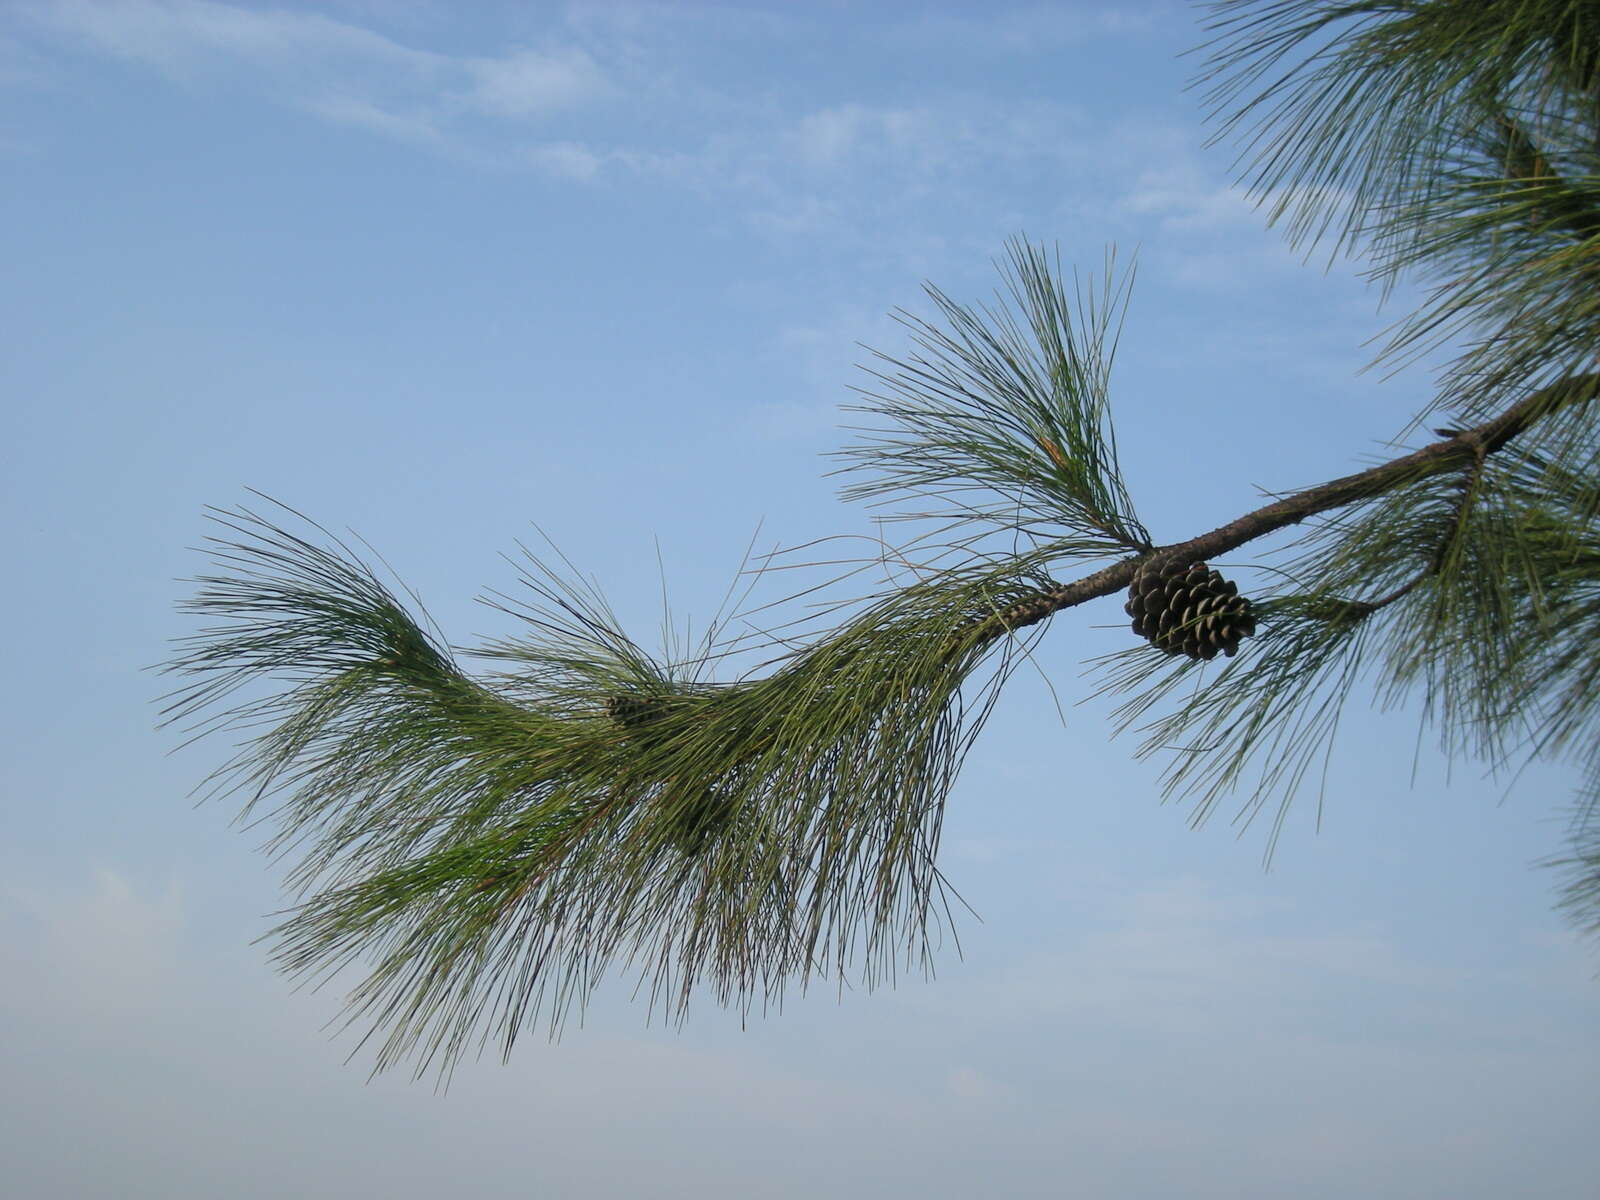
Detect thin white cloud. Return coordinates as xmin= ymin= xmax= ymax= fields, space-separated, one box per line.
xmin=16 ymin=0 xmax=1128 ymax=259
xmin=884 ymin=2 xmax=1170 ymax=56
xmin=559 ymin=1 xmax=802 ymax=59
xmin=29 ymin=0 xmax=432 ymax=73
xmin=523 ymin=138 xmax=604 ymax=181
xmin=785 ymin=97 xmax=1092 ymax=179
xmin=706 ymin=94 xmax=1101 ymax=252
xmin=13 ymin=0 xmax=1291 ymax=290
xmin=1123 ymin=164 xmax=1262 ymax=233
xmin=466 ymin=47 xmax=605 ymax=117
xmin=788 ymin=103 xmax=946 ymax=171
xmin=791 ymin=104 xmax=869 ymax=169
xmin=306 ymin=92 xmax=441 ymax=144
xmin=23 ymin=0 xmax=609 ymax=144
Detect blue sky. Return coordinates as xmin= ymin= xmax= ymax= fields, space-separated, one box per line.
xmin=2 ymin=2 xmax=1595 ymax=1196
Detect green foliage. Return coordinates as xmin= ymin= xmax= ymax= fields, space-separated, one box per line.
xmin=839 ymin=239 xmax=1149 ymax=557
xmin=167 ymin=1 xmax=1600 ymax=1074
xmin=164 ymin=502 xmax=1057 ymax=1078
xmin=1186 ymin=1 xmax=1600 ymax=907
xmin=1200 ymin=0 xmax=1600 ymax=407
xmin=1092 ymin=408 xmax=1600 ymax=862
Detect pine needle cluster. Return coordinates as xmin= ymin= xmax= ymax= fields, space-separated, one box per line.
xmin=164 ymin=505 xmax=1060 ymax=1077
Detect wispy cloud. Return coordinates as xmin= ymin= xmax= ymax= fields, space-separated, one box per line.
xmin=29 ymin=0 xmax=434 ymax=74
xmin=1123 ymin=164 xmax=1261 ymax=234
xmin=23 ymin=0 xmax=608 ymax=151
xmin=522 ymin=138 xmax=604 ymax=181
xmin=788 ymin=104 xmax=941 ymax=171
xmin=9 ymin=1 xmax=1262 ymax=272
xmin=305 ymin=91 xmax=441 ymax=144
xmin=464 ymin=46 xmax=606 ymax=117
xmin=14 ymin=0 xmax=1105 ymax=205
xmin=882 ymin=2 xmax=1171 ymax=56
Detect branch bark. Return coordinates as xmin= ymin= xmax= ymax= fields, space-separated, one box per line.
xmin=970 ymin=371 xmax=1600 ymax=644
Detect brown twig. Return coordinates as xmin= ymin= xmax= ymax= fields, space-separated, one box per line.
xmin=967 ymin=371 xmax=1600 ymax=645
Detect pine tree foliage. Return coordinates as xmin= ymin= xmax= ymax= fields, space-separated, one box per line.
xmin=1193 ymin=0 xmax=1600 ymax=895
xmin=839 ymin=242 xmax=1150 ymax=556
xmin=166 ymin=502 xmax=1062 ymax=1077
xmin=165 ymin=1 xmax=1600 ymax=1077
xmin=1201 ymin=0 xmax=1600 ymax=404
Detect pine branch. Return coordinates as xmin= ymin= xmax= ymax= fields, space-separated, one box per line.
xmin=164 ymin=363 xmax=1598 ymax=1078
xmin=164 ymin=3 xmax=1600 ymax=1072
xmin=966 ymin=370 xmax=1600 ymax=645
xmin=163 ymin=502 xmax=1069 ymax=1078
